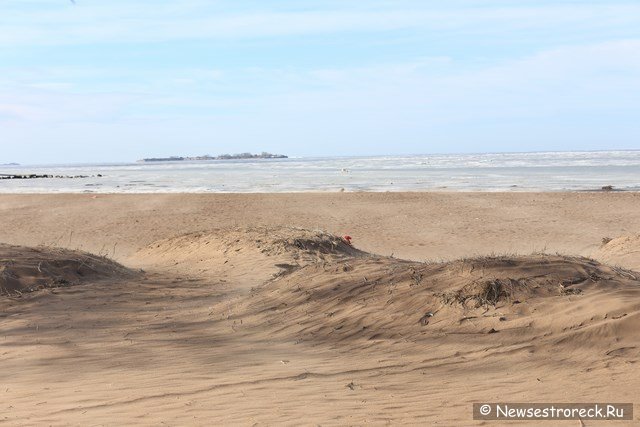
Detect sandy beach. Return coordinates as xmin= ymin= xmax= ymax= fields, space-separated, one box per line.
xmin=1 ymin=192 xmax=639 ymax=425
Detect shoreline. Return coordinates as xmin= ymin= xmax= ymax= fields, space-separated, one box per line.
xmin=0 ymin=186 xmax=635 ymax=194
xmin=2 ymin=151 xmax=639 ymax=193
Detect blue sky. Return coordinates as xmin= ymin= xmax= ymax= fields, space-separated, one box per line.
xmin=1 ymin=0 xmax=639 ymax=164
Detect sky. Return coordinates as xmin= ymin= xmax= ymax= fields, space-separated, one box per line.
xmin=1 ymin=0 xmax=639 ymax=164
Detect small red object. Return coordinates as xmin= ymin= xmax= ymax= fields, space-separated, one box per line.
xmin=343 ymin=235 xmax=352 ymax=245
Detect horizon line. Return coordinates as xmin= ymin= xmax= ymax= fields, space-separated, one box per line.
xmin=3 ymin=148 xmax=640 ymax=168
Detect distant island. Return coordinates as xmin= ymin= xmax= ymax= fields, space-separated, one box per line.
xmin=0 ymin=163 xmax=20 ymax=167
xmin=138 ymin=152 xmax=287 ymax=163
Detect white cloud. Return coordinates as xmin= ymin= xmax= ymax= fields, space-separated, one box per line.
xmin=304 ymin=39 xmax=640 ymax=114
xmin=3 ymin=38 xmax=638 ymax=125
xmin=1 ymin=2 xmax=640 ymax=46
xmin=0 ymin=88 xmax=137 ymax=123
xmin=2 ymin=16 xmax=639 ymax=162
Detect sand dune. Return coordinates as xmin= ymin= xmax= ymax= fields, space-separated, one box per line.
xmin=594 ymin=234 xmax=640 ymax=271
xmin=1 ymin=194 xmax=639 ymax=425
xmin=0 ymin=244 xmax=135 ymax=296
xmin=143 ymin=228 xmax=640 ymax=359
xmin=132 ymin=227 xmax=365 ymax=290
xmin=138 ymin=227 xmax=640 ymax=342
xmin=241 ymin=252 xmax=639 ymax=346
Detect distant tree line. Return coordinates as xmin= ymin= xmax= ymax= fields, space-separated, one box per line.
xmin=140 ymin=152 xmax=288 ymax=162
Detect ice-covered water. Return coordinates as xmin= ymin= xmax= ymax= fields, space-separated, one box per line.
xmin=1 ymin=151 xmax=639 ymax=193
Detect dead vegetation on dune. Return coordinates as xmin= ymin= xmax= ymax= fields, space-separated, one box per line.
xmin=0 ymin=244 xmax=136 ymax=297
xmin=266 ymin=230 xmax=366 ymax=259
xmin=435 ymin=254 xmax=616 ymax=308
xmin=139 ymin=226 xmax=363 ymax=260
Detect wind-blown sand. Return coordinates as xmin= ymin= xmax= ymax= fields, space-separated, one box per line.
xmin=1 ymin=193 xmax=639 ymax=425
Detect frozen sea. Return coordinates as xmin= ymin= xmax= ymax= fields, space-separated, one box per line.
xmin=1 ymin=151 xmax=639 ymax=193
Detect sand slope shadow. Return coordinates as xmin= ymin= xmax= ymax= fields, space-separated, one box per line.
xmin=236 ymin=252 xmax=639 ymax=345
